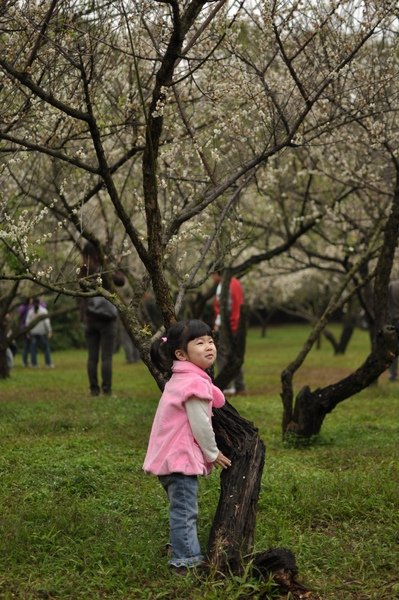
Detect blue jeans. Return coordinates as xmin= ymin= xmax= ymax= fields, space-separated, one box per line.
xmin=158 ymin=473 xmax=204 ymax=568
xmin=30 ymin=334 xmax=52 ymax=366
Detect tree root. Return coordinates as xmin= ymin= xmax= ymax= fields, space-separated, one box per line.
xmin=252 ymin=547 xmax=321 ymax=600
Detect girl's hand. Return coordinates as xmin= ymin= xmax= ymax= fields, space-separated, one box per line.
xmin=213 ymin=452 xmax=231 ymax=469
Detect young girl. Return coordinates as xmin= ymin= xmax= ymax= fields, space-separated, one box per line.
xmin=143 ymin=319 xmax=231 ymax=573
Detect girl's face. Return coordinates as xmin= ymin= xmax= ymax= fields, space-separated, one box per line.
xmin=175 ymin=335 xmax=217 ymax=370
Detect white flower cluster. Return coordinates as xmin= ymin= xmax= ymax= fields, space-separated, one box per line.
xmin=0 ymin=197 xmax=61 ymax=280
xmin=152 ymin=87 xmax=168 ymax=119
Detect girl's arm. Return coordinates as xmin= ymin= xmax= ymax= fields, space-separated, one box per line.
xmin=186 ymin=397 xmax=231 ymax=468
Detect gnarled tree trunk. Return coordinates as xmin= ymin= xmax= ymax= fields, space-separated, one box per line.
xmin=208 ymin=402 xmax=266 ymax=571
xmin=282 ymin=160 xmax=399 ymax=440
xmin=284 ymin=324 xmax=397 ymax=438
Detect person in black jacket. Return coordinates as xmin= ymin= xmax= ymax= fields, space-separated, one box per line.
xmin=80 ymin=242 xmax=125 ymax=396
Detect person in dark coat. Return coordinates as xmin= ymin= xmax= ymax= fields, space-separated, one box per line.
xmin=80 ymin=242 xmax=125 ymax=396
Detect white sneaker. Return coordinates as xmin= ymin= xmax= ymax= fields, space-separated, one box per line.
xmin=223 ymin=387 xmax=236 ymax=396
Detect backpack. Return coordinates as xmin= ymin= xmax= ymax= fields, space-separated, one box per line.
xmin=87 ymin=296 xmax=118 ymax=320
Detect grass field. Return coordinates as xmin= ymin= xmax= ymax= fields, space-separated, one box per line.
xmin=0 ymin=325 xmax=398 ymax=600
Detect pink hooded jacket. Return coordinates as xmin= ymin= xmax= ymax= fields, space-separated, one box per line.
xmin=143 ymin=361 xmax=225 ymax=476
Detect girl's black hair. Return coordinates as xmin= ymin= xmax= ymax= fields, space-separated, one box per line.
xmin=150 ymin=319 xmax=214 ymax=374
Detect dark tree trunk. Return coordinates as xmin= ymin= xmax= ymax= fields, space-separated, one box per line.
xmin=214 ymin=305 xmax=248 ymax=391
xmin=208 ymin=408 xmax=313 ymax=596
xmin=283 ymin=313 xmax=397 ymax=442
xmin=0 ymin=282 xmax=20 ymax=379
xmin=0 ymin=323 xmax=10 ymax=379
xmin=323 ymin=301 xmax=357 ymax=355
xmin=335 ymin=319 xmax=355 ymax=353
xmin=284 ymin=324 xmax=397 ymax=438
xmin=207 ymin=271 xmax=265 ymax=569
xmin=323 ymin=320 xmax=355 ymax=355
xmin=0 ymin=350 xmax=10 ymax=379
xmin=282 ymin=162 xmax=399 ymax=440
xmin=252 ymin=308 xmax=277 ymax=338
xmin=208 ymin=402 xmax=266 ymax=570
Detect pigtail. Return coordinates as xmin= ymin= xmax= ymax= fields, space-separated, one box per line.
xmin=206 ymin=364 xmax=215 ymax=381
xmin=150 ymin=336 xmax=173 ymax=374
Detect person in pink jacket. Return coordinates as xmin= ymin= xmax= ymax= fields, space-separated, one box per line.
xmin=143 ymin=319 xmax=231 ymax=574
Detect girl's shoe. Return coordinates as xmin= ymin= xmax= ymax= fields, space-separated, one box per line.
xmin=170 ymin=566 xmax=189 ymax=576
xmin=170 ymin=563 xmax=206 ymax=577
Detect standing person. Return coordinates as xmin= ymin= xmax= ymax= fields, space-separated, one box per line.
xmin=80 ymin=242 xmax=125 ymax=396
xmin=25 ymin=298 xmax=54 ymax=368
xmin=143 ymin=319 xmax=231 ymax=574
xmin=388 ymin=279 xmax=399 ymax=381
xmin=212 ymin=271 xmax=246 ymax=395
xmin=18 ymin=297 xmax=32 ymax=367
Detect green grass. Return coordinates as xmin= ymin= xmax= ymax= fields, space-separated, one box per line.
xmin=0 ymin=325 xmax=398 ymax=599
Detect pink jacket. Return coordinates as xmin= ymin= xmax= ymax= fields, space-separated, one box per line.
xmin=143 ymin=361 xmax=225 ymax=476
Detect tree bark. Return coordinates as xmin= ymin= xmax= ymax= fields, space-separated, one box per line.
xmin=208 ymin=402 xmax=266 ymax=571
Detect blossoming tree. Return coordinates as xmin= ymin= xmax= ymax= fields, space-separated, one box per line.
xmin=0 ymin=0 xmax=397 ymax=572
